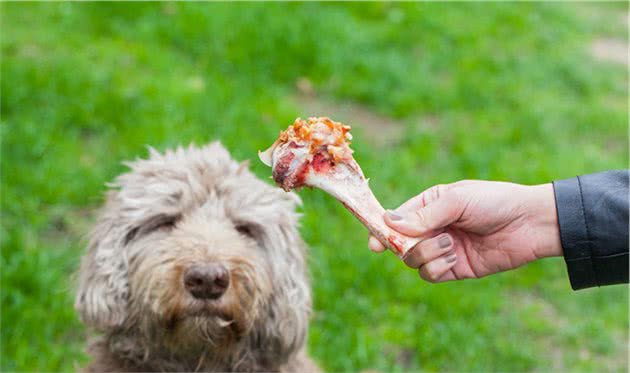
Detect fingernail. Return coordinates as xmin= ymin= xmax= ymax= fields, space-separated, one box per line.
xmin=438 ymin=235 xmax=451 ymax=249
xmin=445 ymin=253 xmax=457 ymax=263
xmin=386 ymin=210 xmax=403 ymax=221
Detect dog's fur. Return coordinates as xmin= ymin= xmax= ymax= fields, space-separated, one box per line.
xmin=75 ymin=142 xmax=319 ymax=372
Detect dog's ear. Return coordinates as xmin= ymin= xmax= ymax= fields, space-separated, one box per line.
xmin=253 ymin=222 xmax=312 ymax=361
xmin=75 ymin=194 xmax=130 ymax=331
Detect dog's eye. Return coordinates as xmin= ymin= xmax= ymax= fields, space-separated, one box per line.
xmin=125 ymin=216 xmax=179 ymax=244
xmin=154 ymin=219 xmax=176 ymax=232
xmin=148 ymin=216 xmax=180 ymax=235
xmin=235 ymin=224 xmax=255 ymax=238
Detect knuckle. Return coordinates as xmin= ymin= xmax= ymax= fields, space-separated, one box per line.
xmin=452 ymin=179 xmax=473 ymax=187
xmin=420 ymin=266 xmax=439 ymax=283
xmin=443 ymin=189 xmax=463 ymax=208
xmin=404 ymin=259 xmax=418 ymax=269
xmin=418 ymin=268 xmax=429 ymax=281
xmin=405 ymin=245 xmax=426 ymax=268
xmin=426 ymin=272 xmax=439 ymax=283
xmin=420 ymin=191 xmax=429 ymax=207
xmin=434 ymin=184 xmax=446 ymax=199
xmin=413 ymin=245 xmax=429 ymax=264
xmin=427 ymin=184 xmax=444 ymax=202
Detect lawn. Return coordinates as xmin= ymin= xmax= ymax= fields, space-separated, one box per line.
xmin=1 ymin=2 xmax=628 ymax=372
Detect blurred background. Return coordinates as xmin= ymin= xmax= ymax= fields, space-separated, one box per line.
xmin=1 ymin=2 xmax=628 ymax=371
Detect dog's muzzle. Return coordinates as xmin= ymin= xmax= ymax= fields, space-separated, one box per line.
xmin=183 ymin=263 xmax=230 ymax=300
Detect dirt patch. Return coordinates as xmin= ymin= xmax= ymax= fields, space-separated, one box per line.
xmin=590 ymin=38 xmax=628 ymax=65
xmin=292 ymin=78 xmax=441 ymax=148
xmin=44 ymin=207 xmax=96 ymax=243
xmin=292 ymin=78 xmax=412 ymax=148
xmin=293 ymin=95 xmax=406 ymax=147
xmin=383 ymin=344 xmax=415 ymax=369
xmin=17 ymin=44 xmax=42 ymax=59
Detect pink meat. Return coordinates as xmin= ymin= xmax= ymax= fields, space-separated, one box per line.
xmin=260 ymin=117 xmax=420 ymax=258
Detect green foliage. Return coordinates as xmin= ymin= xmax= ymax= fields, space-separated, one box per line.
xmin=2 ymin=2 xmax=627 ymax=371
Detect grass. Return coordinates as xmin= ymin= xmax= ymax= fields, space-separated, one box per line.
xmin=1 ymin=2 xmax=628 ymax=371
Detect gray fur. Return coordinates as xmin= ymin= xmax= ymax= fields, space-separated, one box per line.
xmin=75 ymin=142 xmax=318 ymax=372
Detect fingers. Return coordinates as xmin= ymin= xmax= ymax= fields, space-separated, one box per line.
xmin=392 ymin=183 xmax=448 ymax=216
xmin=368 ymin=230 xmax=460 ymax=284
xmin=369 ymin=183 xmax=464 ymax=254
xmin=368 ymin=235 xmax=387 ymax=253
xmin=403 ymin=233 xmax=457 ymax=283
xmin=402 ymin=234 xmax=454 ymax=268
xmin=415 ymin=193 xmax=463 ymax=233
xmin=385 ymin=186 xmax=463 ymax=236
xmin=418 ymin=252 xmax=457 ymax=283
xmin=384 ymin=209 xmax=425 ymax=236
xmin=390 ymin=193 xmax=428 ymax=216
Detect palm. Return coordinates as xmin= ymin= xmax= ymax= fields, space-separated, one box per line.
xmin=442 ymin=225 xmax=538 ymax=280
xmin=434 ymin=190 xmax=543 ymax=281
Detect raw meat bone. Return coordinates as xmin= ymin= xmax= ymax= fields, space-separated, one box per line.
xmin=259 ymin=117 xmax=420 ymax=258
xmin=307 ymin=159 xmax=421 ymax=258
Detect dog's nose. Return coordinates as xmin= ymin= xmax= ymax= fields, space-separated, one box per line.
xmin=183 ymin=264 xmax=230 ymax=299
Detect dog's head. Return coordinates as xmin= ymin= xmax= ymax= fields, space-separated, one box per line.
xmin=75 ymin=142 xmax=310 ymax=361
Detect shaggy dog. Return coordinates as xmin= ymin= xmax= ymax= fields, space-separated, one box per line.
xmin=75 ymin=142 xmax=319 ymax=372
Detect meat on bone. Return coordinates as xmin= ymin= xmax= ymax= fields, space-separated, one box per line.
xmin=259 ymin=117 xmax=420 ymax=258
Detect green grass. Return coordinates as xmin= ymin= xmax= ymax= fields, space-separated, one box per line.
xmin=2 ymin=2 xmax=628 ymax=371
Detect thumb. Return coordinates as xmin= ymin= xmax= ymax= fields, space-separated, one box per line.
xmin=384 ymin=191 xmax=462 ymax=236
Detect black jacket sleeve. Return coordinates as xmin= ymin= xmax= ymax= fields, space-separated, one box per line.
xmin=553 ymin=170 xmax=629 ymax=290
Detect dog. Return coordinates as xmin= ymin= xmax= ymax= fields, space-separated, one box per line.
xmin=75 ymin=142 xmax=319 ymax=372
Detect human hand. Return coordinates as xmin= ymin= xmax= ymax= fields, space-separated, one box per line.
xmin=369 ymin=181 xmax=562 ymax=282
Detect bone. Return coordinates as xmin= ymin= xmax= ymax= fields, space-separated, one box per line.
xmin=259 ymin=117 xmax=420 ymax=258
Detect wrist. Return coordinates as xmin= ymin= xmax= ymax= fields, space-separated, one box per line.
xmin=526 ymin=183 xmax=563 ymax=258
